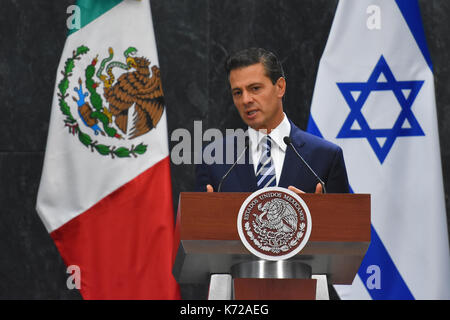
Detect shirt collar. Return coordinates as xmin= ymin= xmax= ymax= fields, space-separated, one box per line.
xmin=248 ymin=113 xmax=291 ymax=152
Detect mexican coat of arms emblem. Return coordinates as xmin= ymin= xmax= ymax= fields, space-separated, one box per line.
xmin=57 ymin=45 xmax=164 ymax=158
xmin=237 ymin=187 xmax=312 ymax=261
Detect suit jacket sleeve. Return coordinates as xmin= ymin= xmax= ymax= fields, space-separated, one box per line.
xmin=326 ymin=146 xmax=350 ymax=193
xmin=195 ymin=161 xmax=211 ymax=192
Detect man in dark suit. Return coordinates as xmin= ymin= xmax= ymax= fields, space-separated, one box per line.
xmin=195 ymin=48 xmax=349 ymax=194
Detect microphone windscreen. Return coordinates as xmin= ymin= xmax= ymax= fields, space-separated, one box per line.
xmin=283 ymin=136 xmax=291 ymax=146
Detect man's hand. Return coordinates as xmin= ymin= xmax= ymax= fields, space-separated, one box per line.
xmin=288 ymin=183 xmax=323 ymax=195
xmin=206 ymin=184 xmax=214 ymax=192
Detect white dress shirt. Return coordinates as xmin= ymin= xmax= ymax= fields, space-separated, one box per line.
xmin=247 ymin=113 xmax=291 ymax=185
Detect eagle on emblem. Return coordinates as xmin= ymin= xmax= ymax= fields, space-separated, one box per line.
xmin=103 ymin=56 xmax=165 ymax=139
xmin=255 ymin=199 xmax=298 ymax=233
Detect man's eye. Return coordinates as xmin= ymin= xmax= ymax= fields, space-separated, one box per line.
xmin=233 ymin=91 xmax=242 ymax=97
xmin=252 ymin=86 xmax=260 ymax=92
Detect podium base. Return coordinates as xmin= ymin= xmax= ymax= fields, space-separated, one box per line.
xmin=207 ymin=273 xmax=330 ymax=300
xmin=230 ymin=260 xmax=312 ymax=279
xmin=233 ymin=278 xmax=317 ymax=300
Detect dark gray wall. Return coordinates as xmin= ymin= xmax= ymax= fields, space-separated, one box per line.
xmin=0 ymin=0 xmax=448 ymax=299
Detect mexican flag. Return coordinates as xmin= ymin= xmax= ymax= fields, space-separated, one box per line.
xmin=36 ymin=0 xmax=180 ymax=299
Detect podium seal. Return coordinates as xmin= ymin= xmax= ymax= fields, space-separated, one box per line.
xmin=237 ymin=187 xmax=312 ymax=261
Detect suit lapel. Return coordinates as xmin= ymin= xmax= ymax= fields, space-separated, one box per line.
xmin=278 ymin=120 xmax=306 ymax=188
xmin=229 ymin=139 xmax=257 ymax=192
xmin=235 ymin=162 xmax=257 ymax=191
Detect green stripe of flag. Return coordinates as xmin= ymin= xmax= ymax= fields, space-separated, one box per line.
xmin=69 ymin=0 xmax=123 ymax=35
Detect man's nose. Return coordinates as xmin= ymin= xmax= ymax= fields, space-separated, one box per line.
xmin=242 ymin=90 xmax=253 ymax=105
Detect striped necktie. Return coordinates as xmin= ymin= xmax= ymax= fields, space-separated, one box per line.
xmin=256 ymin=135 xmax=276 ymax=189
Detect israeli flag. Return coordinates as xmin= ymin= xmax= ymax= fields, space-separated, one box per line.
xmin=308 ymin=0 xmax=450 ymax=299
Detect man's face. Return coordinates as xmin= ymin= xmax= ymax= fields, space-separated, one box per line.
xmin=229 ymin=62 xmax=286 ymax=131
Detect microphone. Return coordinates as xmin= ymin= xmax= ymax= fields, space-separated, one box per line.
xmin=217 ymin=137 xmax=249 ymax=192
xmin=283 ymin=136 xmax=327 ymax=194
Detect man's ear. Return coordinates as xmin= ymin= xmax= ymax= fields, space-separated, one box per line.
xmin=276 ymin=77 xmax=286 ymax=98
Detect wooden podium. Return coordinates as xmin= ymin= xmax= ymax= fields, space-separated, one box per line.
xmin=173 ymin=192 xmax=370 ymax=300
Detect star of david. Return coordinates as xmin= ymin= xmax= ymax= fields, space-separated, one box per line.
xmin=336 ymin=55 xmax=425 ymax=163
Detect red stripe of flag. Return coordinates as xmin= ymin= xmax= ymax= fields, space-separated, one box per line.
xmin=51 ymin=157 xmax=180 ymax=299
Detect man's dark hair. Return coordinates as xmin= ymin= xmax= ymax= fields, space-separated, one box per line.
xmin=225 ymin=48 xmax=285 ymax=84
